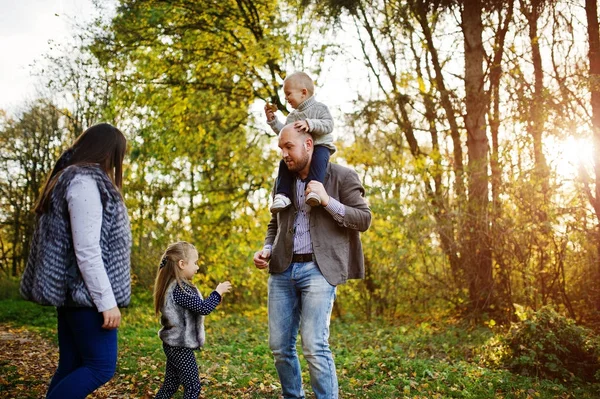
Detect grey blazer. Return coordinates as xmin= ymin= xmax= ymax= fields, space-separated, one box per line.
xmin=265 ymin=163 xmax=372 ymax=286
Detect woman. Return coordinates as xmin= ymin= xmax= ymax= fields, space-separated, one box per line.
xmin=20 ymin=123 xmax=132 ymax=399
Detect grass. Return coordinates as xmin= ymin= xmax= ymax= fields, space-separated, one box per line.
xmin=1 ymin=291 xmax=599 ymax=398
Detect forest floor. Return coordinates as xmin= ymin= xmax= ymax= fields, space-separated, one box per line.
xmin=1 ymin=294 xmax=599 ymax=399
xmin=0 ymin=324 xmax=147 ymax=398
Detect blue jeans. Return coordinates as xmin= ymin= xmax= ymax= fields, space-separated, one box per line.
xmin=268 ymin=261 xmax=338 ymax=399
xmin=46 ymin=307 xmax=117 ymax=399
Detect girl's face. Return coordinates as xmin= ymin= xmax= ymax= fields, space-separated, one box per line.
xmin=179 ymin=250 xmax=199 ymax=280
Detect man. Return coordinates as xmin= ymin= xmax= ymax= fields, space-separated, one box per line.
xmin=253 ymin=124 xmax=372 ymax=399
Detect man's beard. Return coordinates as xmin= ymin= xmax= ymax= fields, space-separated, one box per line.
xmin=286 ymin=152 xmax=310 ymax=173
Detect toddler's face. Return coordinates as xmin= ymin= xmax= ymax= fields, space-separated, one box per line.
xmin=283 ymin=78 xmax=306 ymax=108
xmin=181 ymin=250 xmax=199 ymax=280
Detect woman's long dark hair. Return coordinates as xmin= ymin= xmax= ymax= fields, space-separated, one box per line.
xmin=34 ymin=123 xmax=127 ymax=215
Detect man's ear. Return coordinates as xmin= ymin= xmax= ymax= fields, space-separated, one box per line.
xmin=304 ymin=136 xmax=314 ymax=151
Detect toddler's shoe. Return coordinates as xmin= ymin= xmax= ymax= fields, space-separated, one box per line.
xmin=270 ymin=194 xmax=292 ymax=213
xmin=305 ymin=192 xmax=322 ymax=207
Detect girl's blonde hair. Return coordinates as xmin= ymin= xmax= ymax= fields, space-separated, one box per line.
xmin=153 ymin=241 xmax=197 ymax=315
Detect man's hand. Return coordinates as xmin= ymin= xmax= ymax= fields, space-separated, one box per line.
xmin=253 ymin=248 xmax=271 ymax=269
xmin=306 ymin=181 xmax=330 ymax=206
xmin=293 ymin=120 xmax=310 ymax=132
xmin=102 ymin=307 xmax=121 ymax=330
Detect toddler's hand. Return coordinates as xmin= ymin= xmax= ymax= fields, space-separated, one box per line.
xmin=293 ymin=120 xmax=309 ymax=132
xmin=216 ymin=281 xmax=232 ymax=296
xmin=264 ymin=103 xmax=276 ymax=121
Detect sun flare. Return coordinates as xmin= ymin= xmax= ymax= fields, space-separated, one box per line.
xmin=550 ymin=136 xmax=595 ymax=179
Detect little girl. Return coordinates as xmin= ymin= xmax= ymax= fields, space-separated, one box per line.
xmin=153 ymin=241 xmax=232 ymax=399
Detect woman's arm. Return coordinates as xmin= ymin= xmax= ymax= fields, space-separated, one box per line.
xmin=67 ymin=174 xmax=121 ymax=329
xmin=67 ymin=174 xmax=116 ymax=311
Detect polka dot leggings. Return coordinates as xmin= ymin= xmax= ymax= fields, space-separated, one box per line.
xmin=155 ymin=343 xmax=201 ymax=399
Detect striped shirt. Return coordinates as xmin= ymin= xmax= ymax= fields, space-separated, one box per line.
xmin=292 ymin=178 xmax=345 ymax=254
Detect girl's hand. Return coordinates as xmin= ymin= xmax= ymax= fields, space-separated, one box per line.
xmin=216 ymin=281 xmax=232 ymax=296
xmin=102 ymin=306 xmax=121 ymax=330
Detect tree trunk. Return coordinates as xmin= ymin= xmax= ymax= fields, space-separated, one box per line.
xmin=461 ymin=1 xmax=493 ymax=312
xmin=489 ymin=0 xmax=515 ymax=318
xmin=585 ymin=0 xmax=600 ymax=310
xmin=415 ymin=5 xmax=466 ymax=200
xmin=524 ymin=0 xmax=557 ymax=310
xmin=526 ymin=0 xmax=550 ymax=183
xmin=409 ymin=34 xmax=462 ymax=286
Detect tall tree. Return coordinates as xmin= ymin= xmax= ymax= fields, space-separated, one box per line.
xmin=461 ymin=0 xmax=493 ymax=312
xmin=87 ymin=0 xmax=303 ymax=297
xmin=522 ymin=0 xmax=550 ymax=185
xmin=585 ymin=0 xmax=600 ymax=310
xmin=0 ymin=101 xmax=68 ymax=276
xmin=310 ymin=0 xmax=518 ymax=315
xmin=488 ymin=0 xmax=514 ymax=315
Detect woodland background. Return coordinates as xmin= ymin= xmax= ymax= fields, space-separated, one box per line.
xmin=4 ymin=0 xmax=600 ymax=396
xmin=3 ymin=0 xmax=600 ymax=323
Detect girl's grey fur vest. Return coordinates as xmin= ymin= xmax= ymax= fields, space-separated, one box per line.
xmin=20 ymin=165 xmax=132 ymax=308
xmin=159 ymin=281 xmax=206 ymax=349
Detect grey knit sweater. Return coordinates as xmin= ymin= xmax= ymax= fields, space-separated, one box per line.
xmin=268 ymin=96 xmax=336 ymax=153
xmin=20 ymin=165 xmax=132 ymax=308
